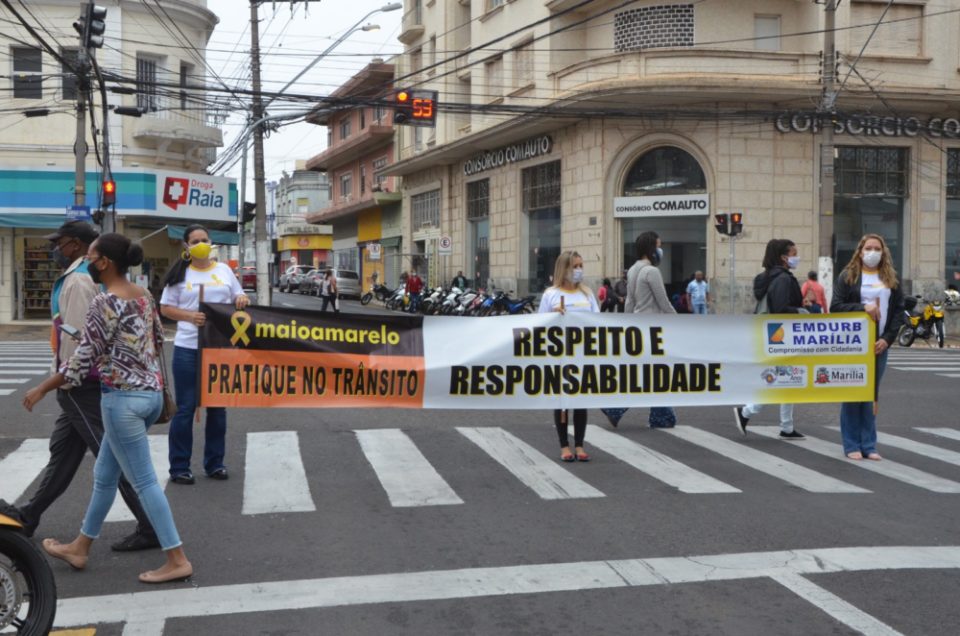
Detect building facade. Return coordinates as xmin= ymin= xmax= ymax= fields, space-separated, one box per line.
xmin=0 ymin=0 xmax=230 ymax=322
xmin=305 ymin=60 xmax=403 ymax=290
xmin=271 ymin=165 xmax=332 ymax=277
xmin=389 ymin=0 xmax=960 ymax=309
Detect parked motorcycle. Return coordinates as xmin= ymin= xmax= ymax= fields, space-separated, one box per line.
xmin=0 ymin=512 xmax=57 ymax=635
xmin=360 ymin=283 xmax=393 ymax=306
xmin=897 ymin=295 xmax=945 ymax=348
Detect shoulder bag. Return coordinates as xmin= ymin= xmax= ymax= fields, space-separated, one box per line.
xmin=154 ymin=309 xmax=176 ymax=424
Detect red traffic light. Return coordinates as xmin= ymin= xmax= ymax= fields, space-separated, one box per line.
xmin=714 ymin=213 xmax=729 ymax=235
xmin=730 ymin=212 xmax=743 ymax=236
xmin=102 ymin=179 xmax=116 ymax=205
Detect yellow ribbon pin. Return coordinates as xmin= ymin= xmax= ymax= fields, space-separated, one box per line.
xmin=230 ymin=311 xmax=252 ymax=346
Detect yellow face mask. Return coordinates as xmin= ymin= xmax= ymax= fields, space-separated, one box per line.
xmin=188 ymin=242 xmax=212 ymax=260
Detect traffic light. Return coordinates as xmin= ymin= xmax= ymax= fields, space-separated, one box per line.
xmin=729 ymin=212 xmax=743 ymax=236
xmin=74 ymin=4 xmax=108 ymax=50
xmin=714 ymin=213 xmax=729 ymax=236
xmin=242 ymin=201 xmax=256 ymax=223
xmin=392 ymin=89 xmax=412 ymax=125
xmin=391 ymin=88 xmax=438 ymax=127
xmin=102 ymin=179 xmax=116 ymax=206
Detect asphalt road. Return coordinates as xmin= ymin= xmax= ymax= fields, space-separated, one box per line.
xmin=2 ymin=293 xmax=959 ymax=635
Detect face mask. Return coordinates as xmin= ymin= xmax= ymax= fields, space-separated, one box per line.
xmin=862 ymin=250 xmax=882 ymax=269
xmin=571 ymin=268 xmax=584 ymax=283
xmin=188 ymin=241 xmax=212 ymax=260
xmin=87 ymin=258 xmax=103 ymax=285
xmin=51 ymin=246 xmax=73 ymax=269
xmin=786 ymin=256 xmax=800 ymax=270
xmin=653 ymin=247 xmax=663 ymax=265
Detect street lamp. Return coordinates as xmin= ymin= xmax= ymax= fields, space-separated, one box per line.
xmin=246 ymin=1 xmax=402 ymax=305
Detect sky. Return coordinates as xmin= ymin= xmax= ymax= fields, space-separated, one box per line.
xmin=203 ymin=0 xmax=404 ymax=197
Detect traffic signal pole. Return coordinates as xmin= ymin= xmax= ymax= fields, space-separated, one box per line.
xmin=249 ymin=1 xmax=271 ymax=307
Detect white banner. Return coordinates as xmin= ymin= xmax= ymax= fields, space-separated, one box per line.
xmin=613 ymin=194 xmax=710 ymax=218
xmin=422 ymin=312 xmax=874 ymax=409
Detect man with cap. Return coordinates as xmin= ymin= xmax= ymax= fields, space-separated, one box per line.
xmin=0 ymin=221 xmax=159 ymax=550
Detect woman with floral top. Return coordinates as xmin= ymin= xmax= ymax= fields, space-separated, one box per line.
xmin=23 ymin=233 xmax=192 ymax=584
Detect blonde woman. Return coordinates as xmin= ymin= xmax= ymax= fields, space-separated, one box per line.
xmin=831 ymin=234 xmax=904 ymax=460
xmin=538 ymin=251 xmax=599 ymax=462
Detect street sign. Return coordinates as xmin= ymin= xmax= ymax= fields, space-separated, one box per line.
xmin=368 ymin=243 xmax=381 ymax=261
xmin=66 ymin=205 xmax=91 ymax=221
xmin=438 ymin=235 xmax=452 ymax=255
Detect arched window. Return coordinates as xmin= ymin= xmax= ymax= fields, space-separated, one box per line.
xmin=622 ymin=146 xmax=706 ymax=196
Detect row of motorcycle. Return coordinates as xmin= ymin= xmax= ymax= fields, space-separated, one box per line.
xmin=898 ymin=294 xmax=949 ymax=348
xmin=361 ymin=284 xmax=537 ymax=316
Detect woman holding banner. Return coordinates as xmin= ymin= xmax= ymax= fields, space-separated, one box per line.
xmin=622 ymin=231 xmax=677 ymax=429
xmin=160 ymin=225 xmax=249 ymax=485
xmin=538 ymin=250 xmax=599 ymax=462
xmin=831 ymin=234 xmax=904 ymax=461
xmin=23 ymin=233 xmax=193 ymax=584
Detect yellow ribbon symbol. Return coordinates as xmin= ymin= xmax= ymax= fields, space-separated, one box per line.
xmin=230 ymin=311 xmax=252 ymax=346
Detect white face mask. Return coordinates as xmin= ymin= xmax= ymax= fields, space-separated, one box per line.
xmin=862 ymin=250 xmax=882 ymax=269
xmin=786 ymin=256 xmax=800 ymax=270
xmin=571 ymin=268 xmax=584 ymax=283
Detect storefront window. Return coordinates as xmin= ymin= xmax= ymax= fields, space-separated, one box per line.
xmin=467 ymin=179 xmax=490 ymax=288
xmin=523 ymin=161 xmax=561 ymax=294
xmin=946 ymin=150 xmax=960 ymax=288
xmin=620 ymin=147 xmax=707 ymax=297
xmin=834 ymin=146 xmax=906 ymax=273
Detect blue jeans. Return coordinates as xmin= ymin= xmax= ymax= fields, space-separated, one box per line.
xmin=169 ymin=346 xmax=227 ymax=477
xmin=692 ymin=303 xmax=707 ymax=315
xmin=840 ymin=350 xmax=888 ymax=455
xmin=82 ymin=390 xmax=182 ymax=551
xmin=742 ymin=403 xmax=795 ymax=434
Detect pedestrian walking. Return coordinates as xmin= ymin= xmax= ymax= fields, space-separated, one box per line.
xmin=0 ymin=221 xmax=159 ymax=552
xmin=406 ymin=269 xmax=423 ymax=313
xmin=623 ymin=231 xmax=677 ymax=428
xmin=685 ymin=271 xmax=711 ymax=314
xmin=831 ymin=234 xmax=904 ymax=461
xmin=159 ymin=225 xmax=249 ymax=485
xmin=538 ymin=250 xmax=599 ymax=462
xmin=612 ymin=270 xmax=628 ymax=312
xmin=452 ymin=270 xmax=468 ymax=290
xmin=320 ymin=270 xmax=339 ymax=314
xmin=801 ymin=270 xmax=828 ymax=313
xmin=23 ymin=233 xmax=193 ymax=584
xmin=733 ymin=239 xmax=807 ymax=440
xmin=598 ymin=278 xmax=616 ymax=312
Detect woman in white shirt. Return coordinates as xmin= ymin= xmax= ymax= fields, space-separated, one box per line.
xmin=160 ymin=225 xmax=249 ymax=484
xmin=538 ymin=250 xmax=599 ymax=462
xmin=830 ymin=234 xmax=904 ymax=461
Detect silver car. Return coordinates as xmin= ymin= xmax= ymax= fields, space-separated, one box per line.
xmin=331 ymin=269 xmax=361 ymax=299
xmin=279 ymin=264 xmax=312 ymax=293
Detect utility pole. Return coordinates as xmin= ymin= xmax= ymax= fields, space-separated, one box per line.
xmin=250 ymin=2 xmax=271 ymax=306
xmin=74 ymin=62 xmax=88 ymax=209
xmin=818 ymin=0 xmax=838 ymax=261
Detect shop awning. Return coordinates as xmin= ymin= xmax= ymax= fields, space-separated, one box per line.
xmin=166 ymin=225 xmax=239 ymax=245
xmin=380 ymin=236 xmax=402 ymax=248
xmin=0 ymin=213 xmax=68 ymax=228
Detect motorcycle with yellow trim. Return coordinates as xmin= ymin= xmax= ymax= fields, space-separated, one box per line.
xmin=897 ymin=295 xmax=946 ymax=348
xmin=0 ymin=512 xmax=57 ymax=635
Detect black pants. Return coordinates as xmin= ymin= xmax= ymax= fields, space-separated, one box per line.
xmin=18 ymin=381 xmax=156 ymax=538
xmin=321 ymin=293 xmax=339 ymax=313
xmin=554 ymin=409 xmax=587 ymax=448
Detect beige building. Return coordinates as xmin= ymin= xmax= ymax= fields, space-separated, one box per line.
xmin=0 ymin=0 xmax=229 ymax=322
xmin=388 ymin=0 xmax=960 ymax=311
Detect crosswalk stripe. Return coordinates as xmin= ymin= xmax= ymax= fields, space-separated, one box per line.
xmin=0 ymin=370 xmax=46 ymax=375
xmin=0 ymin=378 xmax=29 ymax=384
xmin=0 ymin=389 xmax=15 ymax=396
xmin=106 ymin=435 xmax=170 ymax=523
xmin=665 ymin=426 xmax=868 ymax=493
xmin=752 ymin=427 xmax=960 ymax=493
xmin=826 ymin=426 xmax=960 ymax=467
xmin=937 ymin=374 xmax=960 ymax=378
xmin=355 ymin=429 xmax=462 ymax=508
xmin=587 ymin=427 xmax=740 ymax=493
xmin=0 ymin=438 xmax=49 ymax=502
xmin=243 ymin=431 xmax=316 ymax=514
xmin=915 ymin=428 xmax=960 ymax=443
xmin=0 ymin=363 xmax=52 ymax=368
xmin=457 ymin=427 xmax=604 ymax=500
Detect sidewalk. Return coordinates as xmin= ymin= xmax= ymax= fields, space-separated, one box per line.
xmin=0 ymin=321 xmax=49 ymax=342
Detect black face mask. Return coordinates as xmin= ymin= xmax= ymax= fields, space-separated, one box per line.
xmin=88 ymin=259 xmax=103 ymax=285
